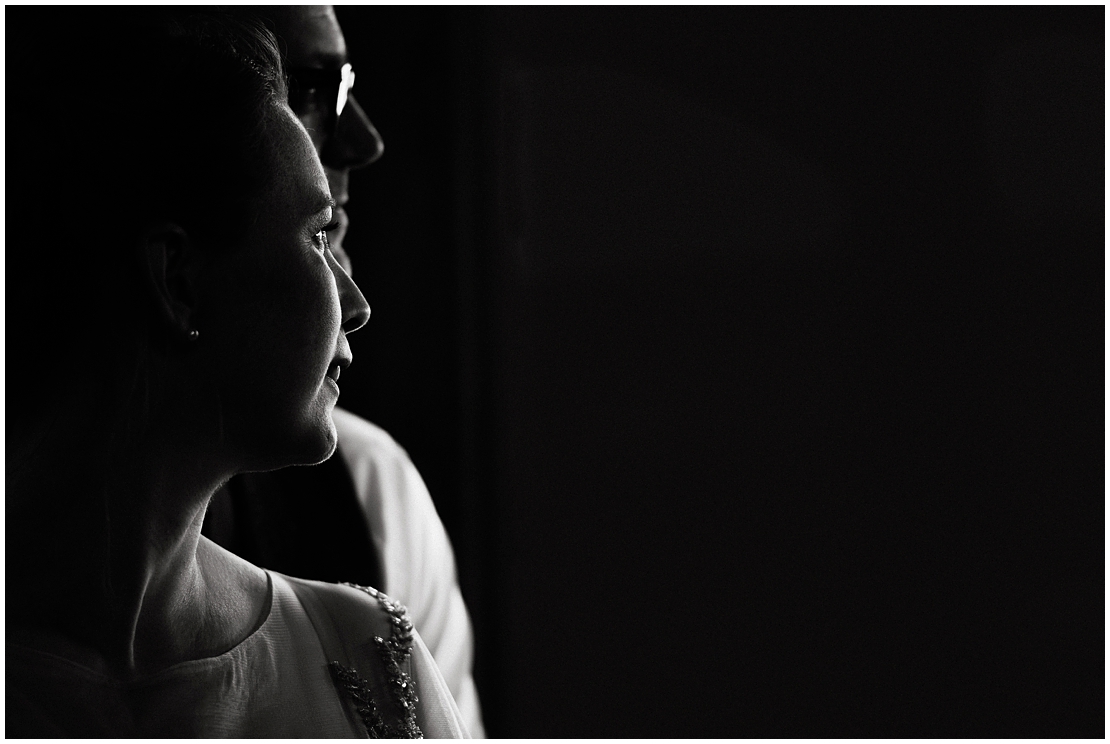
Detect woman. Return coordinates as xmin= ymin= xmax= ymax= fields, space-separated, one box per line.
xmin=6 ymin=10 xmax=468 ymax=737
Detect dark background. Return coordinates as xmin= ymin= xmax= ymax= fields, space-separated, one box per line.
xmin=333 ymin=6 xmax=1103 ymax=737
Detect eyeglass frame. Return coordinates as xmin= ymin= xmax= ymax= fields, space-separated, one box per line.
xmin=286 ymin=62 xmax=356 ymax=135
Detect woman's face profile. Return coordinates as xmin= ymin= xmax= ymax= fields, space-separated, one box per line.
xmin=196 ymin=103 xmax=371 ymax=471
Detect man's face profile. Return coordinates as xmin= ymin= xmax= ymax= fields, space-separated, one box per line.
xmin=273 ymin=5 xmax=384 ymax=274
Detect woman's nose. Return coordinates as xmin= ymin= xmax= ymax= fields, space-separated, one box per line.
xmin=321 ymin=95 xmax=383 ymax=170
xmin=331 ymin=252 xmax=371 ymax=333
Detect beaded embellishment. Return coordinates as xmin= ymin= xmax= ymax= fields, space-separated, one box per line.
xmin=329 ymin=583 xmax=422 ymax=739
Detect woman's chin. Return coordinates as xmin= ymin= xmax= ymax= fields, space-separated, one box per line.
xmin=290 ymin=418 xmax=340 ymax=466
xmin=300 ymin=434 xmax=339 ymax=466
xmin=249 ymin=413 xmax=339 ymax=471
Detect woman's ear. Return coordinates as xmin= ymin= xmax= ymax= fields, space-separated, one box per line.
xmin=137 ymin=223 xmax=203 ymax=339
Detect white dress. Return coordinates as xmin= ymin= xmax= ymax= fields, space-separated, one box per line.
xmin=5 ymin=571 xmax=471 ymax=738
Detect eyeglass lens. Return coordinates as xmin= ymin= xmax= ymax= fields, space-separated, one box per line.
xmin=337 ymin=63 xmax=355 ymax=117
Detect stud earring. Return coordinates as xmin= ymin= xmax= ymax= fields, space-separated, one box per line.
xmin=187 ymin=329 xmax=199 ymax=341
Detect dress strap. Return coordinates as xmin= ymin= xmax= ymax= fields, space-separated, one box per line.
xmin=284 ymin=573 xmax=353 ymax=668
xmin=337 ymin=583 xmax=421 ymax=738
xmin=283 ymin=573 xmax=365 ymax=736
xmin=283 ymin=574 xmax=422 ymax=738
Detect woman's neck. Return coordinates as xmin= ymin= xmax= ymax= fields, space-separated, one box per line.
xmin=7 ymin=425 xmax=267 ymax=680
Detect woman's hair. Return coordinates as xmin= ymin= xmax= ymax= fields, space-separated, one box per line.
xmin=40 ymin=9 xmax=287 ymax=246
xmin=132 ymin=11 xmax=289 ymax=244
xmin=7 ymin=8 xmax=288 ymax=436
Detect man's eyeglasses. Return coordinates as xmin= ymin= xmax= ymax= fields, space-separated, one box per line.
xmin=287 ymin=62 xmax=356 ymax=134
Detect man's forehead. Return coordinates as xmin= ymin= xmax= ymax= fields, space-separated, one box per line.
xmin=273 ymin=5 xmax=347 ymax=68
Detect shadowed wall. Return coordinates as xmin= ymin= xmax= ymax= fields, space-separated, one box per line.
xmin=333 ymin=6 xmax=1102 ymax=736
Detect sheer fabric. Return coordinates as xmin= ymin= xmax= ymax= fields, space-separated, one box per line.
xmin=6 ymin=571 xmax=470 ymax=738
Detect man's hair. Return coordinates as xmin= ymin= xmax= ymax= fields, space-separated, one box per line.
xmin=7 ymin=8 xmax=289 ymax=427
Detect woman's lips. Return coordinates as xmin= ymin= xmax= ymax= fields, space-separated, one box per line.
xmin=325 ymin=365 xmax=341 ymax=396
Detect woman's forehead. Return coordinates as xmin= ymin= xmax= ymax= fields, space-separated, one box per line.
xmin=263 ymin=105 xmax=332 ymax=219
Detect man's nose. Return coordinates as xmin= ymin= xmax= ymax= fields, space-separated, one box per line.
xmin=322 ymin=94 xmax=383 ymax=170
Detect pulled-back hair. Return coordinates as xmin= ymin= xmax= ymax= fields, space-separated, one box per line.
xmin=7 ymin=8 xmax=288 ymax=435
xmin=75 ymin=9 xmax=287 ymax=245
xmin=138 ymin=11 xmax=287 ymax=243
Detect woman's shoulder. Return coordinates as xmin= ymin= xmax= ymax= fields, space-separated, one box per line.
xmin=278 ymin=574 xmax=409 ymax=645
xmin=274 ymin=573 xmax=423 ymax=738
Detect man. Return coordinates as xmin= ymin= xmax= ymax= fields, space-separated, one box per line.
xmin=202 ymin=6 xmax=484 ymax=735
